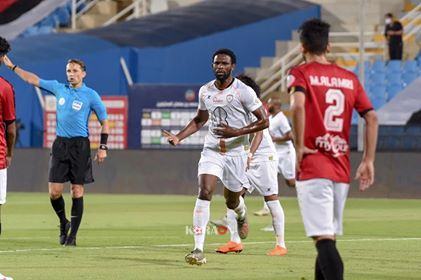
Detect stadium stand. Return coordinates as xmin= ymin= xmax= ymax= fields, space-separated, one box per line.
xmin=0 ymin=0 xmax=320 ymax=148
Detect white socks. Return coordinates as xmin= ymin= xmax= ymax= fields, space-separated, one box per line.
xmin=266 ymin=200 xmax=286 ymax=248
xmin=263 ymin=201 xmax=269 ymax=212
xmin=193 ymin=198 xmax=210 ymax=251
xmin=226 ymin=208 xmax=241 ymax=243
xmin=233 ymin=196 xmax=247 ymax=220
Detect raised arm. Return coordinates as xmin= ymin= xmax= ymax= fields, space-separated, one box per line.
xmin=162 ymin=109 xmax=209 ymax=146
xmin=2 ymin=55 xmax=40 ymax=87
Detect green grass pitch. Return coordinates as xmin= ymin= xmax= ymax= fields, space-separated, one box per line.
xmin=0 ymin=193 xmax=420 ymax=279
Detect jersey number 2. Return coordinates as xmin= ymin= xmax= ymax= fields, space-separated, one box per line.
xmin=324 ymin=89 xmax=344 ymax=132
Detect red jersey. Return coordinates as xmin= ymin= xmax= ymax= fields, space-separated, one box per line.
xmin=288 ymin=62 xmax=373 ymax=183
xmin=0 ymin=77 xmax=16 ymax=169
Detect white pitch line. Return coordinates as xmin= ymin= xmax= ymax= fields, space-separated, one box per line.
xmin=155 ymin=237 xmax=421 ymax=247
xmin=0 ymin=237 xmax=420 ymax=254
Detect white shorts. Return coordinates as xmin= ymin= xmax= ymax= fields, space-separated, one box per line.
xmin=198 ymin=148 xmax=249 ymax=192
xmin=277 ymin=148 xmax=296 ymax=180
xmin=0 ymin=169 xmax=7 ymax=204
xmin=246 ymin=156 xmax=278 ymax=196
xmin=296 ymin=178 xmax=349 ymax=237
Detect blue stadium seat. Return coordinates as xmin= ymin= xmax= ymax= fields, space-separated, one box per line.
xmin=371 ymin=96 xmax=387 ymax=109
xmin=403 ymin=60 xmax=418 ymax=73
xmin=372 ymin=60 xmax=386 ymax=73
xmin=38 ymin=25 xmax=54 ymax=35
xmin=402 ymin=72 xmax=418 ymax=86
xmin=386 ymin=60 xmax=402 ymax=73
xmin=354 ymin=61 xmax=371 ymax=74
xmin=387 ymin=84 xmax=403 ymax=100
xmin=55 ymin=6 xmax=70 ymax=26
xmin=386 ymin=73 xmax=402 ymax=85
xmin=371 ymin=73 xmax=386 ymax=85
xmin=368 ymin=85 xmax=387 ymax=100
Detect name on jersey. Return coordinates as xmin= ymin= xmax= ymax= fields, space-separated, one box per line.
xmin=315 ymin=133 xmax=349 ymax=158
xmin=309 ymin=76 xmax=354 ymax=90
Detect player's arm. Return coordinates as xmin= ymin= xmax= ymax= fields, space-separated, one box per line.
xmin=94 ymin=119 xmax=109 ymax=164
xmin=271 ymin=130 xmax=293 ymax=144
xmin=2 ymin=83 xmax=16 ymax=167
xmin=355 ymin=110 xmax=378 ymax=191
xmin=5 ymin=121 xmax=16 ymax=167
xmin=290 ymin=91 xmax=317 ymax=169
xmin=91 ymin=95 xmax=109 ymax=163
xmin=246 ymin=130 xmax=263 ymax=170
xmin=213 ymin=106 xmax=269 ymax=138
xmin=162 ymin=109 xmax=209 ymax=146
xmin=290 ymin=92 xmax=305 ymax=157
xmin=2 ymin=55 xmax=40 ymax=87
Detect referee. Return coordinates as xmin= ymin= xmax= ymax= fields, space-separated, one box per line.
xmin=3 ymin=55 xmax=109 ymax=246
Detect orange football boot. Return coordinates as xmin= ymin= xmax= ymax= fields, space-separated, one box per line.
xmin=215 ymin=241 xmax=243 ymax=254
xmin=267 ymin=245 xmax=288 ymax=256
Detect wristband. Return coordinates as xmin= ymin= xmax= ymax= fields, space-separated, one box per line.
xmin=99 ymin=144 xmax=108 ymax=151
xmin=12 ymin=65 xmax=18 ymax=71
xmin=100 ymin=133 xmax=108 ymax=145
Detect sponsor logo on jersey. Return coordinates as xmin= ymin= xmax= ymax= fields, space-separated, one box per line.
xmin=315 ymin=133 xmax=349 ymax=158
xmin=212 ymin=96 xmax=224 ymax=104
xmin=72 ymin=100 xmax=83 ymax=111
xmin=58 ymin=98 xmax=65 ymax=106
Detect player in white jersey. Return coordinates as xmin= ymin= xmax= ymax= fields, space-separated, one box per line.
xmin=214 ymin=75 xmax=288 ymax=256
xmin=162 ymin=49 xmax=269 ymax=265
xmin=254 ymin=98 xmax=296 ymax=217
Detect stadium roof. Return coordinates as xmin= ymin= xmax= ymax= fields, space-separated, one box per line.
xmin=84 ymin=0 xmax=314 ymax=48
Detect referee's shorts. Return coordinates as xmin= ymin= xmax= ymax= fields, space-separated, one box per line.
xmin=49 ymin=136 xmax=94 ymax=185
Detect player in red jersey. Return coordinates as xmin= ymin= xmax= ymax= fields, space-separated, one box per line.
xmin=0 ymin=37 xmax=17 ymax=236
xmin=289 ymin=19 xmax=378 ymax=279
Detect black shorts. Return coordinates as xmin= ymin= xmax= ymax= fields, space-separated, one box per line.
xmin=49 ymin=136 xmax=94 ymax=185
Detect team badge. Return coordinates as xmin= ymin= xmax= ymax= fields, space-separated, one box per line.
xmin=72 ymin=100 xmax=83 ymax=111
xmin=286 ymin=75 xmax=295 ymax=88
xmin=58 ymin=98 xmax=65 ymax=106
xmin=226 ymin=94 xmax=233 ymax=103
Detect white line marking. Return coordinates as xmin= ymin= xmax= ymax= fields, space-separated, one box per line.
xmin=0 ymin=237 xmax=420 ymax=254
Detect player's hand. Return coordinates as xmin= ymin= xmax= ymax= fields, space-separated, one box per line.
xmin=161 ymin=129 xmax=180 ymax=146
xmin=213 ymin=123 xmax=239 ymax=138
xmin=94 ymin=149 xmax=107 ymax=164
xmin=295 ymin=146 xmax=318 ymax=171
xmin=246 ymin=153 xmax=253 ymax=171
xmin=6 ymin=156 xmax=12 ymax=167
xmin=2 ymin=55 xmax=14 ymax=69
xmin=355 ymin=159 xmax=375 ymax=191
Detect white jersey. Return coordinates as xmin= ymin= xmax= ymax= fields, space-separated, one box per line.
xmin=198 ymin=78 xmax=262 ymax=155
xmin=250 ymin=114 xmax=276 ymax=160
xmin=269 ymin=112 xmax=294 ymax=152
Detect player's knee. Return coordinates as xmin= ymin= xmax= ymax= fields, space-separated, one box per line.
xmin=198 ymin=187 xmax=212 ymax=201
xmin=264 ymin=194 xmax=278 ymax=202
xmin=71 ymin=185 xmax=84 ymax=198
xmin=313 ymin=235 xmax=335 ymax=243
xmin=225 ymin=198 xmax=239 ymax=210
xmin=49 ymin=189 xmax=62 ymax=199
